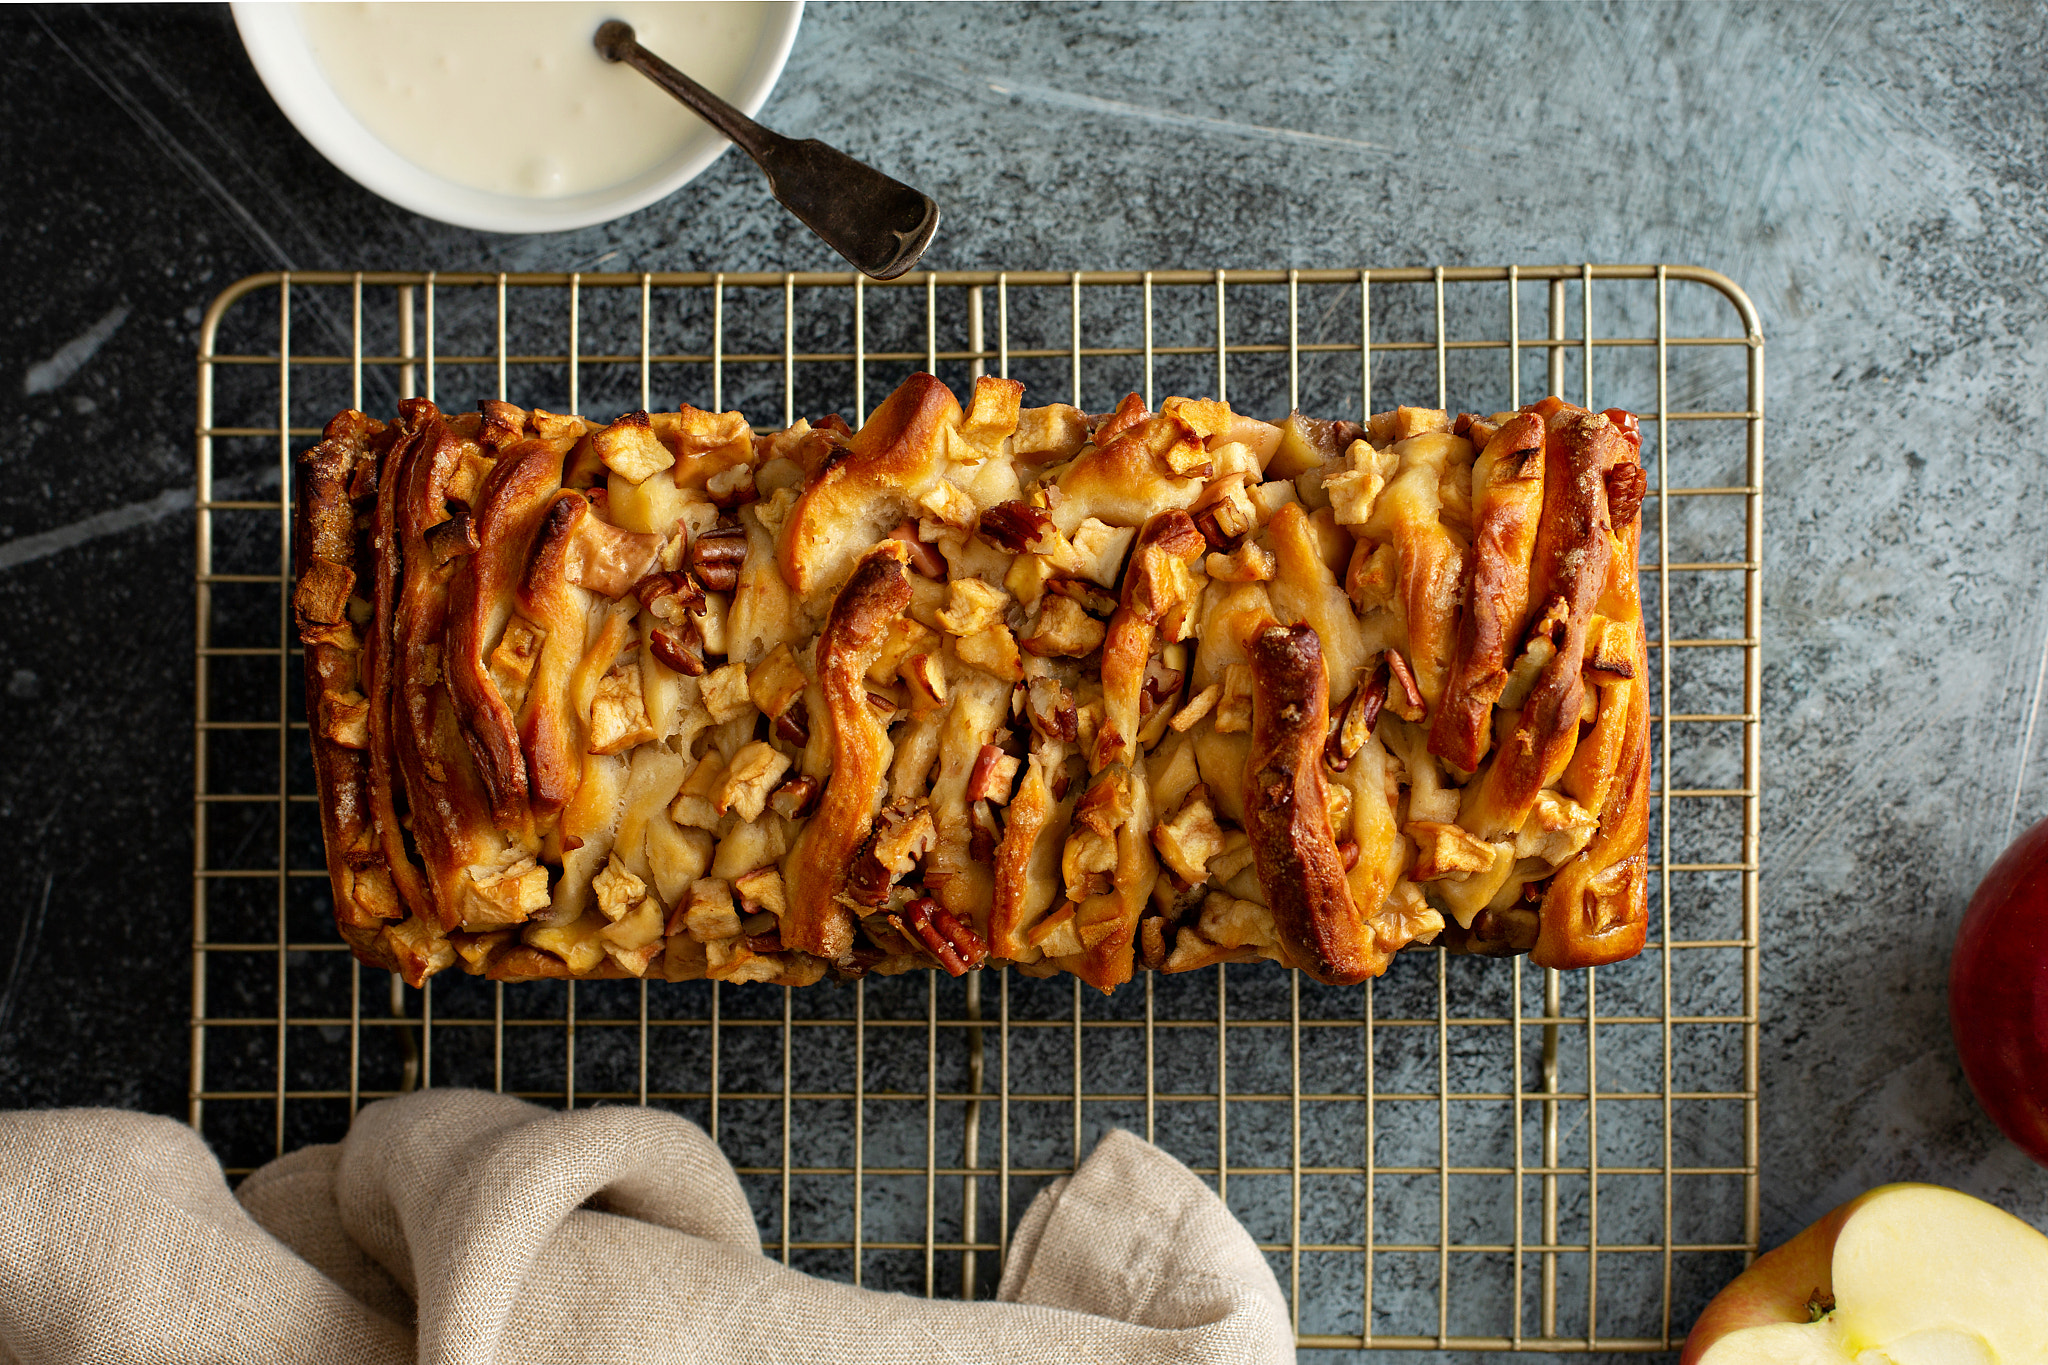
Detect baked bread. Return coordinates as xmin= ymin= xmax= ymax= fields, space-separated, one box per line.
xmin=293 ymin=375 xmax=1649 ymax=990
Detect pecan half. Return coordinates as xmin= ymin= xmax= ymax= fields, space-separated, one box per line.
xmin=648 ymin=622 xmax=707 ymax=677
xmin=896 ymin=895 xmax=989 ymax=976
xmin=1604 ymin=462 xmax=1648 ymax=529
xmin=688 ymin=524 xmax=748 ymax=592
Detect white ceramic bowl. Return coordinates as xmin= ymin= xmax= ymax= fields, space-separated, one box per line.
xmin=232 ymin=2 xmax=803 ymax=234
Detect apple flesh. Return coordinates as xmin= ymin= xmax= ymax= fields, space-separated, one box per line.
xmin=1681 ymin=1184 xmax=2048 ymax=1364
xmin=1951 ymin=816 xmax=2048 ymax=1167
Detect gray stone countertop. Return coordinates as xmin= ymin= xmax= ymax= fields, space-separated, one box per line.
xmin=2 ymin=3 xmax=2045 ymax=1358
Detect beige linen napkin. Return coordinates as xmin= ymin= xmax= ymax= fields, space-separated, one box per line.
xmin=0 ymin=1089 xmax=1292 ymax=1364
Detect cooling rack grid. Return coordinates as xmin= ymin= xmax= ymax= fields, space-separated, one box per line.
xmin=192 ymin=263 xmax=1762 ymax=1351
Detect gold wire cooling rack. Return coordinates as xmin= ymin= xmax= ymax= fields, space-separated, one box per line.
xmin=191 ymin=264 xmax=1762 ymax=1352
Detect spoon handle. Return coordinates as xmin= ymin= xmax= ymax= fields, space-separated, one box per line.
xmin=596 ymin=20 xmax=939 ymax=280
xmin=598 ymin=25 xmax=782 ymax=166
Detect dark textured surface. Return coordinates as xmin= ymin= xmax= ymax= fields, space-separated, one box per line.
xmin=3 ymin=1 xmax=2047 ymax=1355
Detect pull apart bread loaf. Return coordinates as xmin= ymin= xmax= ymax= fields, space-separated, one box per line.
xmin=294 ymin=373 xmax=1650 ymax=991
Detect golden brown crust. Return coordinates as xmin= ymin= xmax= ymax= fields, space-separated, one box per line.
xmin=1534 ymin=409 xmax=1649 ymax=968
xmin=777 ymin=373 xmax=959 ymax=603
xmin=388 ymin=410 xmax=533 ymax=933
xmin=1366 ymin=431 xmax=1471 ymax=712
xmin=445 ymin=429 xmax=575 ymax=831
xmin=1060 ymin=760 xmax=1157 ymax=992
xmin=1242 ymin=622 xmax=1390 ymax=985
xmin=1461 ymin=405 xmax=1627 ymax=840
xmin=360 ymin=413 xmax=437 ymax=921
xmin=988 ymin=747 xmax=1068 ymax=957
xmin=515 ymin=491 xmax=597 ymax=822
xmin=1430 ymin=412 xmax=1545 ymax=771
xmin=295 ymin=411 xmax=404 ymax=933
xmin=1095 ymin=510 xmax=1205 ymax=772
xmin=1053 ymin=398 xmax=1211 ymax=531
xmin=781 ymin=541 xmax=915 ymax=959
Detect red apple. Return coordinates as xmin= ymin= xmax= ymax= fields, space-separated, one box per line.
xmin=1950 ymin=816 xmax=2048 ymax=1167
xmin=1681 ymin=1184 xmax=2048 ymax=1363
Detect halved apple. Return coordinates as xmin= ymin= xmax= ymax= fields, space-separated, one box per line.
xmin=1683 ymin=1184 xmax=2048 ymax=1364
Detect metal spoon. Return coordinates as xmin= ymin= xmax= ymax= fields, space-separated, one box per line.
xmin=595 ymin=19 xmax=939 ymax=280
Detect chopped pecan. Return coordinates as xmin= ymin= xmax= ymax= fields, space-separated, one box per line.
xmin=1046 ymin=577 xmax=1119 ymax=618
xmin=1074 ymin=765 xmax=1133 ymax=838
xmin=965 ymin=744 xmax=1021 ymax=804
xmin=843 ymin=845 xmax=893 ymax=907
xmin=1025 ymin=676 xmax=1079 ymax=743
xmin=1337 ymin=839 xmax=1362 ymax=871
xmin=1138 ymin=654 xmax=1185 ymax=718
xmin=1528 ymin=595 xmax=1570 ymax=648
xmin=774 ymin=699 xmax=812 ymax=746
xmin=769 ymin=773 xmax=822 ymax=820
xmin=1325 ymin=661 xmax=1389 ymax=771
xmin=1194 ymin=505 xmax=1243 ymax=553
xmin=688 ymin=524 xmax=748 ymax=592
xmin=844 ymin=799 xmax=936 ymax=906
xmin=978 ymin=500 xmax=1057 ymax=554
xmin=1384 ymin=649 xmax=1425 ymax=722
xmin=634 ymin=569 xmax=706 ymax=620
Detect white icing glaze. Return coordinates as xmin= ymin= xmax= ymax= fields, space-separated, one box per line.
xmin=299 ymin=2 xmax=771 ymax=198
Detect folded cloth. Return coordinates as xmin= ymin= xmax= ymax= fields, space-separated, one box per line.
xmin=0 ymin=1089 xmax=1293 ymax=1364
